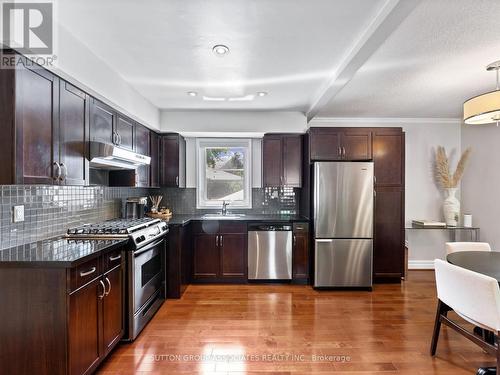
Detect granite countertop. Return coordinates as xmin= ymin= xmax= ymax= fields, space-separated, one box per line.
xmin=162 ymin=213 xmax=310 ymax=226
xmin=0 ymin=237 xmax=128 ymax=268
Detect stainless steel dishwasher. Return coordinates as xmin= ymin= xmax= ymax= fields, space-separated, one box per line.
xmin=248 ymin=223 xmax=292 ymax=280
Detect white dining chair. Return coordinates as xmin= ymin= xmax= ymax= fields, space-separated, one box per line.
xmin=431 ymin=259 xmax=500 ymax=372
xmin=445 ymin=242 xmax=491 ymax=255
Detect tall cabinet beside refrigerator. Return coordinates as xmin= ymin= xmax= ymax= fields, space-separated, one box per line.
xmin=313 ymin=162 xmax=374 ymax=288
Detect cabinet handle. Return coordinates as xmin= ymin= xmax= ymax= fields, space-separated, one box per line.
xmin=215 ymin=235 xmax=219 ymax=247
xmin=80 ymin=266 xmax=96 ymax=277
xmin=53 ymin=161 xmax=61 ymax=181
xmin=338 ymin=146 xmax=341 ymax=156
xmin=109 ymin=254 xmax=121 ymax=261
xmin=59 ymin=162 xmax=67 ymax=181
xmin=342 ymin=147 xmax=346 ymax=157
xmin=98 ymin=280 xmax=106 ymax=299
xmin=220 ymin=235 xmax=223 ymax=247
xmin=293 ymin=234 xmax=296 ymax=246
xmin=112 ymin=132 xmax=117 ymax=144
xmin=175 ymin=176 xmax=179 ymax=186
xmin=117 ymin=132 xmax=122 ymax=145
xmin=104 ymin=277 xmax=111 ymax=296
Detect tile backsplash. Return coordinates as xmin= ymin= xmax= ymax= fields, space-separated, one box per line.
xmin=0 ymin=185 xmax=150 ymax=250
xmin=160 ymin=187 xmax=299 ymax=215
xmin=0 ymin=185 xmax=300 ymax=250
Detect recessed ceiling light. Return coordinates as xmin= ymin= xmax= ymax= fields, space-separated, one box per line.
xmin=213 ymin=44 xmax=229 ymax=56
xmin=257 ymin=91 xmax=268 ymax=97
xmin=187 ymin=91 xmax=197 ymax=97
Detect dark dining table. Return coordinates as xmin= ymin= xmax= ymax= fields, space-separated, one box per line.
xmin=447 ymin=251 xmax=500 ymax=283
xmin=446 ymin=251 xmax=500 ymax=375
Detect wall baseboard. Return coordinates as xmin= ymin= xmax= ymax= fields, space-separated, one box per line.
xmin=408 ymin=260 xmax=435 ymax=270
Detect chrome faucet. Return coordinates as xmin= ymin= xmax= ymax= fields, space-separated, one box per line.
xmin=221 ymin=200 xmax=229 ymax=216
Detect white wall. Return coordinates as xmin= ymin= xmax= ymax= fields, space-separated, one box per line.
xmin=461 ymin=123 xmax=500 ymax=249
xmin=309 ymin=118 xmax=462 ymax=267
xmin=48 ymin=24 xmax=160 ymax=130
xmin=160 ymin=111 xmax=307 ymax=136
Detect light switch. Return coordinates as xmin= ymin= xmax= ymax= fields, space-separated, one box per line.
xmin=13 ymin=205 xmax=24 ymax=223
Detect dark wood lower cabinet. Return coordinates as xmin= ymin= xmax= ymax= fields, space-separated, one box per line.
xmin=374 ymin=187 xmax=405 ymax=282
xmin=292 ymin=222 xmax=309 ymax=283
xmin=192 ymin=221 xmax=247 ymax=283
xmin=166 ymin=224 xmax=191 ymax=298
xmin=102 ymin=266 xmax=124 ymax=354
xmin=69 ymin=278 xmax=102 ymax=375
xmin=193 ymin=234 xmax=219 ymax=279
xmin=0 ymin=246 xmax=125 ymax=375
xmin=220 ymin=233 xmax=247 ymax=279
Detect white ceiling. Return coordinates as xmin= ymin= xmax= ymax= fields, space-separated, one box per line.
xmin=57 ymin=0 xmax=386 ymax=111
xmin=316 ymin=0 xmax=500 ymax=118
xmin=57 ymin=0 xmax=500 ymax=119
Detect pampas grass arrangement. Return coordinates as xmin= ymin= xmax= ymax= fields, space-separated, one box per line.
xmin=435 ymin=146 xmax=472 ymax=189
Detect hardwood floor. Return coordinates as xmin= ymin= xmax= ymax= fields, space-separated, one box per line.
xmin=98 ymin=271 xmax=495 ymax=374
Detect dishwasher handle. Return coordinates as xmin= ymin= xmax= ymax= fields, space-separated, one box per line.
xmin=247 ymin=223 xmax=292 ymax=231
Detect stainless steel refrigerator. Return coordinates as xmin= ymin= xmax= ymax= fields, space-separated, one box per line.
xmin=313 ymin=162 xmax=374 ymax=288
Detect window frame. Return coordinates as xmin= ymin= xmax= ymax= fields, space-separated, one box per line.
xmin=196 ymin=138 xmax=252 ymax=209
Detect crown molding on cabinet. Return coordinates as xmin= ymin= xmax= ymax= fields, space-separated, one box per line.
xmin=309 ymin=117 xmax=463 ymax=126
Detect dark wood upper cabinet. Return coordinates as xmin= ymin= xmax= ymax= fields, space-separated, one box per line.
xmin=160 ymin=133 xmax=186 ymax=187
xmin=262 ymin=136 xmax=282 ymax=186
xmin=283 ymin=135 xmax=302 ymax=186
xmin=309 ymin=127 xmax=372 ymax=161
xmin=135 ymin=124 xmax=150 ymax=187
xmin=9 ymin=60 xmax=60 ymax=184
xmin=341 ymin=130 xmax=372 ymax=160
xmin=263 ymin=134 xmax=302 ymax=187
xmin=150 ymin=132 xmax=160 ymax=188
xmin=309 ymin=128 xmax=342 ymax=160
xmin=373 ymin=128 xmax=405 ymax=186
xmin=90 ymin=99 xmax=115 ymax=145
xmin=0 ymin=54 xmax=93 ymax=186
xmin=115 ymin=114 xmax=135 ymax=150
xmin=59 ymin=82 xmax=89 ymax=186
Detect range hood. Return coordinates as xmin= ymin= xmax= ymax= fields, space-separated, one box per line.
xmin=89 ymin=142 xmax=151 ymax=170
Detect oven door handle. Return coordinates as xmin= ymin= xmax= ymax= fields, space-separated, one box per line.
xmin=134 ymin=238 xmax=165 ymax=256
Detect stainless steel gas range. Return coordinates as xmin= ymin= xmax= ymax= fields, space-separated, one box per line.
xmin=67 ymin=218 xmax=169 ymax=341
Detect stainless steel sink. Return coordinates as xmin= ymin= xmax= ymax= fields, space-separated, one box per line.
xmin=201 ymin=213 xmax=246 ymax=220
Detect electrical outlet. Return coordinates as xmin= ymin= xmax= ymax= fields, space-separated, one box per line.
xmin=13 ymin=205 xmax=24 ymax=223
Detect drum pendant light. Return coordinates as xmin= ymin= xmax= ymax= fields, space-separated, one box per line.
xmin=463 ymin=61 xmax=500 ymax=126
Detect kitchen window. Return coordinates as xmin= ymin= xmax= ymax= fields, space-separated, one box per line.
xmin=196 ymin=138 xmax=252 ymax=209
